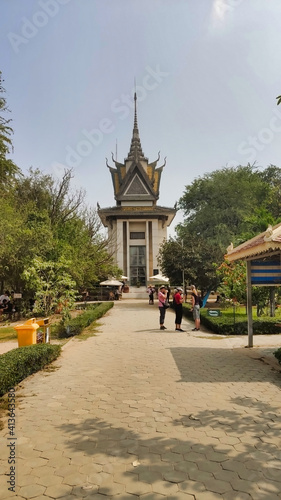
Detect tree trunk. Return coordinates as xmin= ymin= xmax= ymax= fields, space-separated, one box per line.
xmin=269 ymin=287 xmax=275 ymax=317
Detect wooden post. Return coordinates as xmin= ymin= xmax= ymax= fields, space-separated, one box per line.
xmin=246 ymin=260 xmax=253 ymax=347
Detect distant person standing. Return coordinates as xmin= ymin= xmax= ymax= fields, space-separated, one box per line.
xmin=191 ymin=284 xmax=200 ymax=331
xmin=158 ymin=285 xmax=168 ymax=330
xmin=174 ymin=287 xmax=185 ymax=332
xmin=147 ymin=285 xmax=155 ymax=305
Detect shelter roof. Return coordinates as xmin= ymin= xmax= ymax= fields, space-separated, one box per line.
xmin=225 ymin=223 xmax=281 ymax=262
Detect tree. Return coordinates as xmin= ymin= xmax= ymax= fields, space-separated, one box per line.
xmin=158 ymin=235 xmax=220 ymax=294
xmin=176 ymin=165 xmax=281 ymax=291
xmin=22 ymin=257 xmax=77 ymax=317
xmin=14 ymin=167 xmax=85 ymax=227
xmin=0 ymin=74 xmax=121 ymax=298
xmin=259 ymin=165 xmax=281 ymax=221
xmin=0 ymin=71 xmax=21 ymax=187
xmin=13 ymin=168 xmax=121 ymax=292
xmin=178 ymin=165 xmax=268 ymax=248
xmin=216 ymin=260 xmax=247 ymax=304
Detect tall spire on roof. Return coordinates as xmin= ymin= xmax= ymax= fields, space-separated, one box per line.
xmin=126 ymin=92 xmax=146 ymax=161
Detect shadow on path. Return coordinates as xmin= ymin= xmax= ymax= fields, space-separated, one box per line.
xmin=170 ymin=347 xmax=281 ymax=386
xmin=58 ymin=395 xmax=281 ymax=499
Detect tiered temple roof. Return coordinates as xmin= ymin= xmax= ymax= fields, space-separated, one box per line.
xmin=105 ymin=93 xmax=167 ymax=206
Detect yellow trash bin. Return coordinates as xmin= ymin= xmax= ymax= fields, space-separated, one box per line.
xmin=14 ymin=318 xmax=39 ymax=347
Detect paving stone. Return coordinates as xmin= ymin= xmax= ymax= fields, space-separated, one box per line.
xmin=139 ymin=493 xmax=166 ymax=500
xmin=188 ymin=468 xmax=213 ymax=482
xmin=17 ymin=474 xmax=38 ymax=487
xmin=24 ymin=496 xmax=54 ymax=500
xmin=44 ymin=483 xmax=73 ymax=498
xmin=126 ymin=479 xmax=152 ymax=495
xmin=205 ymin=450 xmax=228 ymax=463
xmin=72 ymin=484 xmax=99 ymax=497
xmin=203 ymin=477 xmax=233 ymax=494
xmin=87 ymin=472 xmax=111 ymax=486
xmin=231 ymin=478 xmax=260 ymax=495
xmin=178 ymin=479 xmax=206 ymax=495
xmin=162 ymin=470 xmax=187 ymax=483
xmin=151 ymin=480 xmax=179 ymax=496
xmin=84 ymin=494 xmax=111 ymax=500
xmin=256 ymin=480 xmax=281 ymax=495
xmin=214 ymin=469 xmax=240 ymax=483
xmin=18 ymin=484 xmax=46 ymax=498
xmin=175 ymin=460 xmax=198 ymax=473
xmin=161 ymin=452 xmax=183 ymax=463
xmin=54 ymin=464 xmax=81 ymax=477
xmin=47 ymin=457 xmax=70 ymax=469
xmin=139 ymin=470 xmax=163 ymax=483
xmin=223 ymin=460 xmax=251 ymax=475
xmin=195 ymin=492 xmax=223 ymax=500
xmin=183 ymin=451 xmax=206 ymax=463
xmin=222 ymin=492 xmax=252 ymax=500
xmin=30 ymin=466 xmax=56 ymax=477
xmin=99 ymin=479 xmax=126 ymax=495
xmin=0 ymin=482 xmax=21 ymax=499
xmin=36 ymin=474 xmax=63 ymax=487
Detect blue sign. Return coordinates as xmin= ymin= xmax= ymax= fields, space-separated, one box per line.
xmin=251 ymin=259 xmax=281 ymax=285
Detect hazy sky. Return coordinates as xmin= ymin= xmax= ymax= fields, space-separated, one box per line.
xmin=1 ymin=0 xmax=281 ymax=235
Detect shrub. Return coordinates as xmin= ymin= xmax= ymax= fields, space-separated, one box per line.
xmin=274 ymin=348 xmax=281 ymax=364
xmin=57 ymin=302 xmax=114 ymax=338
xmin=0 ymin=344 xmax=61 ymax=397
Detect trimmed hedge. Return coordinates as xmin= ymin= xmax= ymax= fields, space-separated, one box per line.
xmin=0 ymin=344 xmax=61 ymax=397
xmin=180 ymin=303 xmax=281 ymax=335
xmin=57 ymin=301 xmax=114 ymax=338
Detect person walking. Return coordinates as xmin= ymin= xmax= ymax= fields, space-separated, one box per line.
xmin=158 ymin=285 xmax=168 ymax=330
xmin=191 ymin=284 xmax=201 ymax=331
xmin=174 ymin=287 xmax=185 ymax=332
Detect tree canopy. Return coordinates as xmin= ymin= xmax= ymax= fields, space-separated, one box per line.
xmin=158 ymin=164 xmax=281 ymax=292
xmin=0 ymin=71 xmax=20 ymax=186
xmin=1 ymin=167 xmax=121 ymax=301
xmin=0 ymin=72 xmax=121 ymax=312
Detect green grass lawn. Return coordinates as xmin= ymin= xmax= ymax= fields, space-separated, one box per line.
xmin=214 ymin=304 xmax=281 ymax=320
xmin=0 ymin=326 xmax=17 ymax=342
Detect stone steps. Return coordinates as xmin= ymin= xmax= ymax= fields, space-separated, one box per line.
xmin=122 ymin=286 xmax=148 ymax=299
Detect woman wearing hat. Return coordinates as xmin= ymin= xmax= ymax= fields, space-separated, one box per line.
xmin=174 ymin=287 xmax=185 ymax=332
xmin=158 ymin=285 xmax=168 ymax=330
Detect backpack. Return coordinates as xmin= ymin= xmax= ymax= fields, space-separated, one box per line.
xmin=199 ymin=297 xmax=203 ymax=308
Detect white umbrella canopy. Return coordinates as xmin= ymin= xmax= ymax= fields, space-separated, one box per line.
xmin=149 ymin=274 xmax=169 ymax=283
xmin=100 ymin=279 xmax=123 ymax=286
xmin=121 ymin=275 xmax=128 ymax=280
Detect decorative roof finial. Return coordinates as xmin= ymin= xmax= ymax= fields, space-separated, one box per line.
xmin=126 ymin=86 xmax=146 ymax=162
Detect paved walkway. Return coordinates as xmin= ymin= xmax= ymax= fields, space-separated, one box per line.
xmin=1 ymin=300 xmax=281 ymax=500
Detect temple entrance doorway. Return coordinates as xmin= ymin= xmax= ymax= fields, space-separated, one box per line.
xmin=130 ymin=246 xmax=146 ymax=286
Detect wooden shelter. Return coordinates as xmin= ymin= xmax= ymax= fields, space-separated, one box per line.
xmin=225 ymin=223 xmax=281 ymax=347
